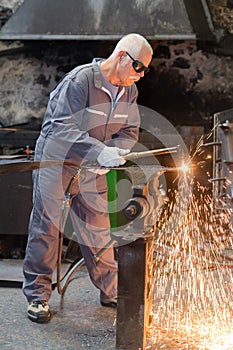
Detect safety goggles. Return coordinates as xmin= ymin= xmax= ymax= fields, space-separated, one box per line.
xmin=126 ymin=51 xmax=150 ymax=74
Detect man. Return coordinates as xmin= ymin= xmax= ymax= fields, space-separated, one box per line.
xmin=23 ymin=33 xmax=153 ymax=323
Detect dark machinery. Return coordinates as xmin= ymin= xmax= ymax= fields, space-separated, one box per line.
xmin=211 ymin=108 xmax=233 ymax=228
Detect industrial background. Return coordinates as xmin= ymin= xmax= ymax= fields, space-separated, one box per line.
xmin=1 ymin=0 xmax=233 ymax=128
xmin=0 ymin=0 xmax=232 ymax=256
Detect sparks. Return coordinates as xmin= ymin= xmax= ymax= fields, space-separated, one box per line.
xmin=206 ymin=332 xmax=233 ymax=350
xmin=148 ymin=170 xmax=233 ymax=350
xmin=180 ymin=162 xmax=189 ymax=172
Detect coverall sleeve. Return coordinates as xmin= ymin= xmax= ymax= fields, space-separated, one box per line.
xmin=42 ymin=76 xmax=106 ymax=163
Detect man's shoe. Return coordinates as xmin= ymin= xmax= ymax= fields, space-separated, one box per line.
xmin=27 ymin=300 xmax=51 ymax=323
xmin=100 ymin=295 xmax=117 ymax=309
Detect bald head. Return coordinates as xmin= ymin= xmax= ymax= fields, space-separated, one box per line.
xmin=100 ymin=33 xmax=153 ymax=87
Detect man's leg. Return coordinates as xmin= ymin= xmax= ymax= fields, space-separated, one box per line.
xmin=70 ymin=174 xmax=118 ymax=305
xmin=23 ymin=165 xmax=65 ymax=322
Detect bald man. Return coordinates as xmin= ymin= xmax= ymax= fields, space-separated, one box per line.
xmin=23 ymin=33 xmax=153 ymax=323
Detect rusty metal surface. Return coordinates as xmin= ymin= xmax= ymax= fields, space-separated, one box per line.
xmin=0 ymin=0 xmax=195 ymax=40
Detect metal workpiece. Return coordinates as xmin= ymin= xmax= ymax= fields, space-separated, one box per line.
xmin=0 ymin=158 xmax=75 ymax=175
xmin=0 ymin=145 xmax=180 ymax=176
xmin=123 ymin=146 xmax=179 ymax=161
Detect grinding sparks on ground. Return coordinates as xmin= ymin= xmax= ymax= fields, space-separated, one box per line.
xmin=209 ymin=333 xmax=233 ymax=350
xmin=148 ymin=170 xmax=233 ymax=350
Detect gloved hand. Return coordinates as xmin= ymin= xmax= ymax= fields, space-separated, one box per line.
xmin=97 ymin=147 xmax=130 ymax=167
xmin=88 ymin=168 xmax=109 ymax=175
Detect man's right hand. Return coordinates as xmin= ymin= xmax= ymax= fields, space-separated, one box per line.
xmin=97 ymin=147 xmax=130 ymax=167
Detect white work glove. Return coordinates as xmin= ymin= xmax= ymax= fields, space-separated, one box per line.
xmin=88 ymin=168 xmax=109 ymax=175
xmin=97 ymin=147 xmax=130 ymax=167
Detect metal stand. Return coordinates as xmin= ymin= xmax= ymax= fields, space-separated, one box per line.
xmin=113 ymin=166 xmax=165 ymax=350
xmin=116 ymin=236 xmax=154 ymax=350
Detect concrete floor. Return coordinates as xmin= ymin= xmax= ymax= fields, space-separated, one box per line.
xmin=0 ymin=260 xmax=116 ymax=350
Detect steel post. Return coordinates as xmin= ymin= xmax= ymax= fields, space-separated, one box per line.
xmin=116 ymin=235 xmax=154 ymax=350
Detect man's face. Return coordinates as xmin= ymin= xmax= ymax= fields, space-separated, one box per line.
xmin=116 ymin=51 xmax=152 ymax=87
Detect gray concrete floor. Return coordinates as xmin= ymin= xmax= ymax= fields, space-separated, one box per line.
xmin=0 ymin=260 xmax=116 ymax=350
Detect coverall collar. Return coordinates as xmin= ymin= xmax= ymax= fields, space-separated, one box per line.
xmin=92 ymin=58 xmax=125 ymax=97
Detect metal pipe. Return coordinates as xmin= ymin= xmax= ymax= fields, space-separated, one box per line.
xmin=123 ymin=146 xmax=179 ymax=161
xmin=116 ymin=236 xmax=154 ymax=350
xmin=0 ymin=34 xmax=197 ymax=41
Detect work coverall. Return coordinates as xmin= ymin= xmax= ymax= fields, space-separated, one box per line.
xmin=23 ymin=58 xmax=140 ymax=302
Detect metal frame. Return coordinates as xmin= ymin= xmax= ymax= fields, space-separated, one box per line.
xmin=212 ymin=108 xmax=233 ymax=218
xmin=183 ymin=0 xmax=219 ymax=41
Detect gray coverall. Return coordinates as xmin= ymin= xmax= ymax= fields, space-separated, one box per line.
xmin=23 ymin=58 xmax=140 ymax=302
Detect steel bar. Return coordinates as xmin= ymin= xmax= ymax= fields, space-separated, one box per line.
xmin=0 ymin=159 xmax=75 ymax=175
xmin=123 ymin=146 xmax=178 ymax=161
xmin=0 ymin=144 xmax=180 ymax=176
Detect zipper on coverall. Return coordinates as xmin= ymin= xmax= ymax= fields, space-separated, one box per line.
xmin=101 ymin=86 xmax=125 ymax=140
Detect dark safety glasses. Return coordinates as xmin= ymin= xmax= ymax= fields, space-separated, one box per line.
xmin=126 ymin=51 xmax=150 ymax=74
